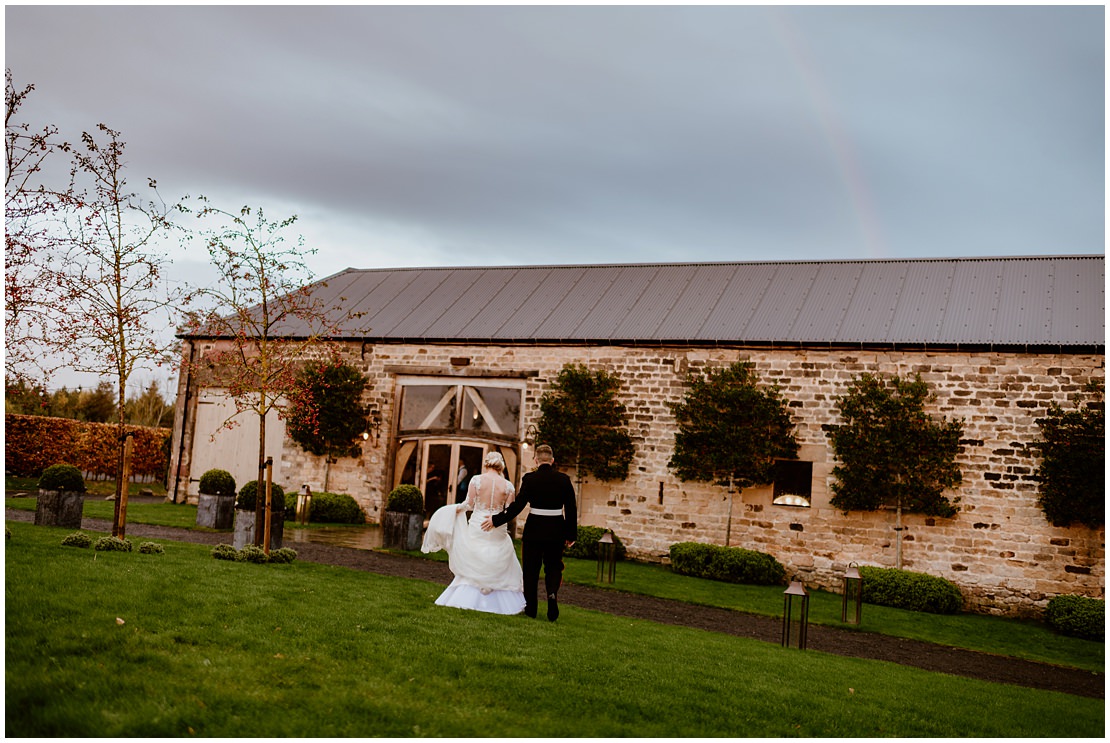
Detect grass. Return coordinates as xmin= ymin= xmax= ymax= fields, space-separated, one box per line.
xmin=5 ymin=520 xmax=1104 ymax=738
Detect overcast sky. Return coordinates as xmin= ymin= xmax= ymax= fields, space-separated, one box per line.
xmin=5 ymin=4 xmax=1105 ymax=390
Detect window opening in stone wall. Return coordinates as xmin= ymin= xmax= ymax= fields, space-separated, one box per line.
xmin=397 ymin=378 xmax=524 ymax=438
xmin=773 ymin=460 xmax=813 ymax=507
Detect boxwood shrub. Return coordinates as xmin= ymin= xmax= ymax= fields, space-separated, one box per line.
xmin=669 ymin=541 xmax=786 ymax=585
xmin=211 ymin=543 xmax=238 ymax=561
xmin=236 ymin=481 xmax=287 ymax=512
xmin=858 ymin=565 xmax=963 ymax=614
xmin=38 ymin=463 xmax=86 ymax=492
xmin=565 ymin=525 xmax=627 ymax=561
xmin=94 ymin=536 xmax=133 ymax=552
xmin=387 ymin=485 xmax=424 ymax=514
xmin=269 ymin=547 xmax=298 ymax=564
xmin=61 ymin=532 xmax=92 ymax=548
xmin=308 ymin=492 xmax=365 ymax=524
xmin=1045 ymin=594 xmax=1104 ymax=641
xmin=138 ymin=542 xmax=165 ymax=555
xmin=198 ymin=468 xmax=236 ymax=497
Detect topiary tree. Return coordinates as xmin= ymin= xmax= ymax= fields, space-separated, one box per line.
xmin=198 ymin=468 xmax=236 ymax=497
xmin=535 ymin=364 xmax=635 ymax=489
xmin=38 ymin=463 xmax=86 ymax=492
xmin=668 ymin=361 xmax=799 ymax=544
xmin=236 ymin=480 xmax=287 ymax=513
xmin=386 ymin=484 xmax=424 ymax=514
xmin=1032 ymin=380 xmax=1103 ymax=529
xmin=826 ymin=373 xmax=964 ymax=568
xmin=284 ymin=356 xmax=370 ymax=492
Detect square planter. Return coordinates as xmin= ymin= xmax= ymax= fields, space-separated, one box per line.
xmin=35 ymin=489 xmax=85 ymax=529
xmin=381 ymin=511 xmax=423 ymax=550
xmin=196 ymin=493 xmax=236 ymax=530
xmin=233 ymin=507 xmax=285 ymax=550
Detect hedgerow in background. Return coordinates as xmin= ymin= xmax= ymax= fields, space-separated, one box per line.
xmin=668 ymin=361 xmax=799 ymax=544
xmin=826 ymin=373 xmax=964 ymax=568
xmin=1032 ymin=380 xmax=1104 ymax=529
xmin=858 ymin=565 xmax=963 ymax=614
xmin=285 ymin=355 xmax=369 ymax=492
xmin=535 ymin=364 xmax=635 ymax=484
xmin=668 ymin=541 xmax=786 ymax=586
xmin=305 ymin=491 xmax=364 ymax=524
xmin=5 ymin=414 xmax=170 ymax=480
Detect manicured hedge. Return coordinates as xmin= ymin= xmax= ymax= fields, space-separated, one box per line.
xmin=565 ymin=525 xmax=627 ymax=561
xmin=307 ymin=492 xmax=365 ymax=524
xmin=1045 ymin=594 xmax=1104 ymax=641
xmin=5 ymin=414 xmax=170 ymax=481
xmin=236 ymin=481 xmax=287 ymax=512
xmin=669 ymin=541 xmax=786 ymax=586
xmin=386 ymin=485 xmax=424 ymax=514
xmin=858 ymin=565 xmax=963 ymax=614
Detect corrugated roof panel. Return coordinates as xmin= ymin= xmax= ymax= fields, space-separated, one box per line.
xmin=700 ymin=264 xmax=780 ymax=340
xmin=838 ymin=262 xmax=907 ymax=343
xmin=613 ymin=265 xmax=691 ymax=338
xmin=571 ymin=266 xmax=657 ymax=339
xmin=938 ymin=261 xmax=1002 ymax=344
xmin=1050 ymin=258 xmax=1105 ymax=344
xmin=191 ymin=257 xmax=1104 ymax=348
xmin=994 ymin=261 xmax=1051 ymax=344
xmin=789 ymin=262 xmax=862 ymax=342
xmin=531 ymin=265 xmax=610 ymax=339
xmin=655 ymin=263 xmax=738 ymax=339
xmin=741 ymin=264 xmax=821 ymax=341
xmin=887 ymin=261 xmax=954 ymax=344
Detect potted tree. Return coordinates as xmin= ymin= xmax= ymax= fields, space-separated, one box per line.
xmin=35 ymin=463 xmax=86 ymax=529
xmin=382 ymin=485 xmax=424 ymax=550
xmin=196 ymin=469 xmax=236 ymax=529
xmin=233 ymin=480 xmax=286 ymax=550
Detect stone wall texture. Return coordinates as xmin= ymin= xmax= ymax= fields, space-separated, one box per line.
xmin=176 ymin=340 xmax=1104 ymax=618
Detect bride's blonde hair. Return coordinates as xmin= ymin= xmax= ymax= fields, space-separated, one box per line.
xmin=483 ymin=451 xmax=505 ymax=473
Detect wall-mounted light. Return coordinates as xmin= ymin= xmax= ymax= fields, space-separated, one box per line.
xmin=521 ymin=423 xmax=539 ymax=451
xmin=364 ymin=408 xmax=383 ymax=446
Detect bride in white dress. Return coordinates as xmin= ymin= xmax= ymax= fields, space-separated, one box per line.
xmin=420 ymin=452 xmax=526 ymax=615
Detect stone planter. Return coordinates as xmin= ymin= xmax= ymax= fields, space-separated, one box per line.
xmin=196 ymin=493 xmax=236 ymax=530
xmin=232 ymin=507 xmax=285 ymax=550
xmin=35 ymin=489 xmax=85 ymax=529
xmin=381 ymin=511 xmax=423 ymax=550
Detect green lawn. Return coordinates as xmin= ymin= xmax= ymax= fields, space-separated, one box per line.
xmin=8 ymin=484 xmax=1103 ymax=675
xmin=5 ymin=521 xmax=1103 ymax=738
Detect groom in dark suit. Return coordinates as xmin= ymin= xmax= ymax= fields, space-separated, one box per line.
xmin=482 ymin=444 xmax=577 ymax=621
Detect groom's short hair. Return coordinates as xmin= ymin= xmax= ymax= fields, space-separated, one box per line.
xmin=535 ymin=444 xmax=554 ymax=462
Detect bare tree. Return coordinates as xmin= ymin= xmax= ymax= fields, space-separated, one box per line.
xmin=181 ymin=197 xmax=362 ymax=549
xmin=57 ymin=123 xmax=189 ymax=535
xmin=4 ymin=69 xmax=70 ymax=387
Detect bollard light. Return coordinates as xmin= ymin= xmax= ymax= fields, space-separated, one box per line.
xmin=781 ymin=577 xmax=810 ymax=650
xmin=841 ymin=562 xmax=863 ymax=625
xmin=596 ymin=530 xmax=617 ymax=583
xmin=297 ymin=485 xmax=313 ymax=526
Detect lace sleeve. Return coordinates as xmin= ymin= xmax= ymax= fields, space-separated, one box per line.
xmin=459 ymin=476 xmax=478 ymax=511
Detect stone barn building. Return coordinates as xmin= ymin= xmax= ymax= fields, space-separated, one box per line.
xmin=168 ymin=255 xmax=1104 ymax=616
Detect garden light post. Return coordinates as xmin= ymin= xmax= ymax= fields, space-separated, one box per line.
xmin=842 ymin=562 xmax=863 ymax=625
xmin=781 ymin=577 xmax=810 ymax=650
xmin=596 ymin=530 xmax=617 ymax=583
xmin=263 ymin=457 xmax=274 ymax=556
xmin=297 ymin=484 xmax=313 ymax=525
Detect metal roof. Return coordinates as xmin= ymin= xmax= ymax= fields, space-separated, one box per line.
xmin=190 ymin=256 xmax=1105 ymax=350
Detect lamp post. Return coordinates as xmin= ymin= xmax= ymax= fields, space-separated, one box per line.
xmin=596 ymin=530 xmax=617 ymax=583
xmin=297 ymin=485 xmax=313 ymax=526
xmin=841 ymin=562 xmax=863 ymax=625
xmin=781 ymin=577 xmax=810 ymax=650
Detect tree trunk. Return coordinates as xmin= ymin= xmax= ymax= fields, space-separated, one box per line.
xmin=254 ymin=399 xmax=266 ymax=546
xmin=895 ymin=504 xmax=904 ymax=570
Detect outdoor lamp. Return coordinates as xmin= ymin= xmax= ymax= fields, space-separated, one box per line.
xmin=596 ymin=530 xmax=617 ymax=583
xmin=297 ymin=485 xmax=313 ymax=526
xmin=781 ymin=577 xmax=810 ymax=650
xmin=841 ymin=562 xmax=863 ymax=625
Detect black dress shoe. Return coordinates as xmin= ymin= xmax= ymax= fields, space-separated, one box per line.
xmin=547 ymin=593 xmax=559 ymax=622
xmin=524 ymin=605 xmax=537 ymax=618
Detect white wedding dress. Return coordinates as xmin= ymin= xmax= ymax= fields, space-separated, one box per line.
xmin=421 ymin=473 xmax=526 ymax=615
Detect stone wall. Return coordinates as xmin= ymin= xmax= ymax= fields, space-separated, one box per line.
xmin=178 ymin=340 xmax=1104 ymax=617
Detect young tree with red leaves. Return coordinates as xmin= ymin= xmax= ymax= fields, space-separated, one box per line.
xmin=181 ymin=197 xmax=362 ymax=548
